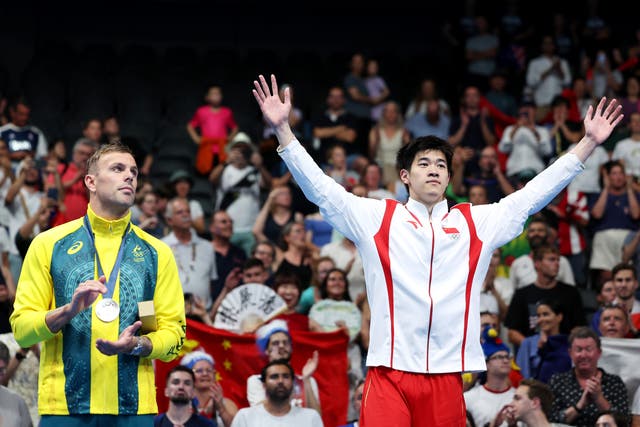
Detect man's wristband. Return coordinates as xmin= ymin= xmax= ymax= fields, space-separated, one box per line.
xmin=15 ymin=351 xmax=27 ymax=361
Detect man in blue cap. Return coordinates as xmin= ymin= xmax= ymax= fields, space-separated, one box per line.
xmin=464 ymin=326 xmax=516 ymax=427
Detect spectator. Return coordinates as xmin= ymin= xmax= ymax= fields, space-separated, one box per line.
xmin=0 ymin=341 xmax=32 ymax=427
xmin=591 ymin=264 xmax=640 ymax=334
xmin=485 ymin=70 xmax=518 ymax=117
xmin=612 ymin=111 xmax=640 ymax=190
xmin=4 ymin=157 xmax=45 ymax=278
xmin=549 ymin=327 xmax=628 ymax=427
xmin=464 ymin=15 xmax=499 ymax=90
xmin=48 ymin=138 xmax=97 ymax=225
xmin=598 ymin=303 xmax=633 ymax=338
xmin=405 ymin=77 xmax=450 ymax=119
xmin=0 ymin=97 xmax=47 ymax=168
xmin=545 ymin=95 xmax=583 ymax=159
xmin=210 ymin=210 xmax=247 ymax=303
xmin=620 ymin=76 xmax=640 ymax=127
xmin=251 ymin=240 xmax=277 ymax=286
xmin=589 ymin=161 xmax=640 ymax=286
xmin=505 ymin=245 xmax=585 ymax=348
xmin=498 ymin=101 xmax=553 ymax=182
xmin=364 ymin=58 xmax=390 ymax=122
xmin=508 ymin=217 xmax=576 ymax=289
xmin=273 ymin=271 xmax=308 ymax=331
xmin=322 ymin=145 xmax=360 ymax=191
xmin=404 ymin=99 xmax=451 ymax=141
xmin=481 ymin=248 xmax=514 ymax=314
xmin=133 ymin=191 xmax=166 ymax=239
xmin=359 ymin=162 xmax=395 ymax=200
xmin=343 ymin=52 xmax=373 ymax=155
xmin=246 ymin=319 xmax=321 ymax=412
xmin=368 ymin=101 xmax=410 ymax=187
xmin=184 ymin=292 xmax=214 ymax=327
xmin=570 ymin=76 xmax=597 ymax=121
xmin=585 ymin=50 xmax=624 ymax=100
xmin=565 ymin=135 xmax=609 ymax=198
xmin=449 ymin=85 xmax=497 ymax=173
xmin=13 ymin=197 xmax=54 ymax=261
xmin=597 ymin=280 xmax=617 ymax=306
xmin=210 ymin=133 xmax=270 ymax=255
xmin=545 ymin=186 xmax=590 ymax=287
xmin=492 ymin=379 xmax=557 ymax=427
xmin=298 ymin=256 xmax=335 ymax=316
xmin=311 ymin=86 xmax=359 ymax=163
xmin=515 ymin=299 xmax=571 ymax=383
xmin=78 ymin=118 xmax=102 ymax=145
xmin=168 ymin=169 xmax=205 ymax=235
xmin=102 ymin=116 xmax=154 ymax=177
xmin=163 ymin=197 xmax=218 ymax=310
xmin=451 ymin=145 xmax=514 ymax=203
xmin=595 ymin=411 xmax=630 ymax=427
xmin=187 ymin=85 xmax=239 ymax=175
xmin=236 ymin=359 xmax=323 ymax=427
xmin=155 ymin=365 xmax=215 ymax=427
xmin=253 ymin=186 xmax=304 ymax=246
xmin=464 ymin=326 xmax=515 ymax=427
xmin=181 ymin=350 xmax=238 ymax=426
xmin=274 ymin=221 xmax=315 ymax=289
xmin=525 ymin=35 xmax=572 ymax=120
xmin=320 ymin=235 xmax=365 ymax=303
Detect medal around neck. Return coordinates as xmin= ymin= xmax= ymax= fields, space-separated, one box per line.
xmin=96 ymin=298 xmax=120 ymax=322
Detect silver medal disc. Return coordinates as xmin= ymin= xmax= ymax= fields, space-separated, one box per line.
xmin=96 ymin=298 xmax=120 ymax=322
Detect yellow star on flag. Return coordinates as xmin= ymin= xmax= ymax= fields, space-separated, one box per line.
xmin=222 ymin=339 xmax=232 ymax=351
xmin=215 ymin=371 xmax=222 ymax=382
xmin=223 ymin=359 xmax=232 ymax=371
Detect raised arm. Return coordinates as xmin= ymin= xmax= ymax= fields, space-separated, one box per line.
xmin=569 ymin=97 xmax=623 ymax=163
xmin=253 ymin=74 xmax=296 ymax=148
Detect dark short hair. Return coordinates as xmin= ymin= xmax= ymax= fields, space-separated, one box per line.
xmin=396 ymin=135 xmax=453 ymax=177
xmin=568 ymin=326 xmax=601 ymax=349
xmin=611 ymin=263 xmax=637 ymax=280
xmin=165 ymin=365 xmax=196 ymax=385
xmin=519 ymin=379 xmax=554 ymax=417
xmin=535 ymin=298 xmax=564 ymax=315
xmin=243 ymin=257 xmax=266 ymax=272
xmin=596 ymin=410 xmax=629 ymax=427
xmin=273 ymin=271 xmax=302 ymax=294
xmin=260 ymin=359 xmax=295 ymax=383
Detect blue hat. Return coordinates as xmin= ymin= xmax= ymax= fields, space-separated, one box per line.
xmin=255 ymin=319 xmax=290 ymax=354
xmin=180 ymin=350 xmax=214 ymax=369
xmin=481 ymin=326 xmax=509 ymax=359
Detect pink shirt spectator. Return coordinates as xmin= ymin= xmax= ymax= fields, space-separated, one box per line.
xmin=189 ymin=106 xmax=237 ymax=152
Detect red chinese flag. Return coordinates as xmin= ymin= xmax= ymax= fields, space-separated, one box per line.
xmin=155 ymin=319 xmax=350 ymax=427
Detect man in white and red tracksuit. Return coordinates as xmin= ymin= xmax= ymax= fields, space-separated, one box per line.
xmin=252 ymin=74 xmax=623 ymax=427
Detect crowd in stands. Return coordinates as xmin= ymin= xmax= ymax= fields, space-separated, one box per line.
xmin=2 ymin=4 xmax=640 ymax=427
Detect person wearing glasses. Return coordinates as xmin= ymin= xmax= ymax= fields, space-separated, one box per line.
xmin=181 ymin=350 xmax=238 ymax=426
xmin=464 ymin=326 xmax=516 ymax=427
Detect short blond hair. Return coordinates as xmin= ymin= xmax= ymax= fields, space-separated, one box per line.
xmin=87 ymin=141 xmax=133 ymax=175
